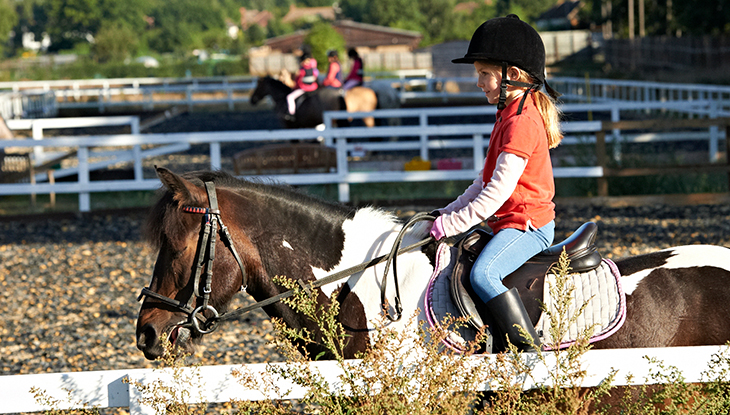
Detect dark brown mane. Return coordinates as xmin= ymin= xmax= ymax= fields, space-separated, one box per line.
xmin=144 ymin=169 xmax=354 ymax=249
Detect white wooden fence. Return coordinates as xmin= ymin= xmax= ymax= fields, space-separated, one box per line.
xmin=1 ymin=100 xmax=725 ymax=211
xmin=7 ymin=73 xmax=730 ymax=116
xmin=1 ymin=345 xmax=727 ymax=414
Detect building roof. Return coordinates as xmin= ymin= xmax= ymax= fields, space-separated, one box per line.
xmin=453 ymin=0 xmax=493 ymax=14
xmin=263 ymin=20 xmax=422 ymax=53
xmin=282 ymin=5 xmax=336 ymax=24
xmin=240 ymin=7 xmax=274 ymax=29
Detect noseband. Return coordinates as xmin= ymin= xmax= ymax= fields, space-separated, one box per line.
xmin=137 ymin=181 xmax=247 ymax=335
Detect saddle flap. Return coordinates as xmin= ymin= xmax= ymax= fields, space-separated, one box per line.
xmin=449 ymin=229 xmax=492 ymax=331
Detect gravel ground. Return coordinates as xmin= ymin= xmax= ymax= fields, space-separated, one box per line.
xmin=1 ymin=201 xmax=730 ymax=378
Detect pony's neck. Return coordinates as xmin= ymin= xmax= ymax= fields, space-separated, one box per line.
xmin=269 ymin=77 xmax=292 ymax=99
xmin=235 ymin=185 xmax=355 ymax=274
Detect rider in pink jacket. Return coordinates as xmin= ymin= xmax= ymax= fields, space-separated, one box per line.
xmin=287 ymin=53 xmax=319 ymax=117
xmin=343 ymin=48 xmax=364 ymax=90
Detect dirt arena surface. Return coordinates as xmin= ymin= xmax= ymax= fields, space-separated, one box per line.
xmin=1 ymin=199 xmax=729 ymax=377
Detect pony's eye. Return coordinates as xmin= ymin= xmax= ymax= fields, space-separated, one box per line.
xmin=170 ymin=245 xmax=187 ymax=259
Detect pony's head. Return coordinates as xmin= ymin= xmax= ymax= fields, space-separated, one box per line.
xmin=135 ymin=167 xmax=261 ymax=360
xmin=249 ymin=76 xmax=289 ymax=106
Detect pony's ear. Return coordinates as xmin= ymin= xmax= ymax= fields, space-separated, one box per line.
xmin=155 ymin=166 xmax=206 ymax=207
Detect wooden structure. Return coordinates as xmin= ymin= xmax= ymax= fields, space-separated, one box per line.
xmin=0 ymin=153 xmax=33 ymax=184
xmin=233 ymin=143 xmax=336 ymax=175
xmin=263 ymin=20 xmax=422 ymax=54
xmin=595 ymin=117 xmax=730 ymax=197
xmin=0 ymin=150 xmax=77 ymax=206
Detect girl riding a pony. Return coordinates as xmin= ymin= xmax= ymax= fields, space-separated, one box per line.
xmin=343 ymin=48 xmax=364 ymax=90
xmin=430 ymin=15 xmax=563 ymax=352
xmin=323 ymin=50 xmax=343 ymax=88
xmin=286 ymin=52 xmax=319 ymax=120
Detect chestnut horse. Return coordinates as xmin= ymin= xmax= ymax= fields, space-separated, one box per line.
xmin=136 ymin=168 xmax=730 ymax=361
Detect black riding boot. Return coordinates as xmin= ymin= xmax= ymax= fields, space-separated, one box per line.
xmin=486 ymin=287 xmax=541 ymax=352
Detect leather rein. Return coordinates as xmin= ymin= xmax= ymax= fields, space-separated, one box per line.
xmin=137 ymin=181 xmax=435 ymax=336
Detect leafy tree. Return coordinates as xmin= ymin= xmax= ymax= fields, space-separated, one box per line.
xmin=0 ymin=0 xmax=18 ymax=56
xmin=452 ymin=2 xmax=499 ymax=41
xmin=45 ymin=0 xmax=103 ymax=51
xmin=146 ymin=0 xmax=227 ymax=53
xmin=363 ymin=0 xmax=422 ymax=29
xmin=266 ymin=17 xmax=294 ymax=38
xmin=338 ymin=0 xmax=368 ymax=22
xmin=244 ymin=24 xmax=268 ymax=48
xmin=673 ymin=0 xmax=730 ymax=36
xmin=97 ymin=0 xmax=149 ymax=34
xmin=495 ymin=0 xmax=555 ymax=22
xmin=302 ymin=21 xmax=345 ymax=71
xmin=301 ymin=0 xmax=333 ymax=6
xmin=93 ymin=21 xmax=138 ymax=62
xmin=416 ymin=0 xmax=459 ymax=45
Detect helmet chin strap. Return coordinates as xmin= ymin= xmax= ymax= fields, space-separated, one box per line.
xmin=497 ymin=62 xmax=541 ymax=114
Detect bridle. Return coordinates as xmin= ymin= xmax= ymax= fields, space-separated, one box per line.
xmin=138 ymin=180 xmax=436 ymax=336
xmin=137 ymin=181 xmax=247 ymax=335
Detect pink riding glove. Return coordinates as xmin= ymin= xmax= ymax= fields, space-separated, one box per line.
xmin=430 ymin=215 xmax=447 ymax=241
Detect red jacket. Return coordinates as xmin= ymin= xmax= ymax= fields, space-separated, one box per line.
xmin=346 ymin=57 xmax=363 ymax=83
xmin=323 ymin=61 xmax=342 ymax=88
xmin=483 ymin=94 xmax=555 ymax=233
xmin=295 ymin=59 xmax=319 ymax=92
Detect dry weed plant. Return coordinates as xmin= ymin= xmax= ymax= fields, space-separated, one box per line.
xmin=29 ymin=387 xmax=101 ymax=415
xmin=125 ymin=338 xmax=208 ymax=415
xmin=31 ymin=252 xmax=730 ymax=414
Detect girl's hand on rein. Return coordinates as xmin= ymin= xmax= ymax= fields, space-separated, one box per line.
xmin=430 ymin=215 xmax=446 ymax=241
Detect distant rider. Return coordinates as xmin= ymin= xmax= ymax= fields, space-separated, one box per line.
xmin=322 ymin=50 xmax=343 ymax=88
xmin=343 ymin=48 xmax=364 ymax=90
xmin=286 ymin=52 xmax=319 ymax=120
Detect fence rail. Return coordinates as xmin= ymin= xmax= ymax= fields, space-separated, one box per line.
xmin=1 ymin=101 xmax=727 ymax=211
xmin=7 ymin=73 xmax=730 ymax=116
xmin=1 ymin=345 xmax=726 ymax=415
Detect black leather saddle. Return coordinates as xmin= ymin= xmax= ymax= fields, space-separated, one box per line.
xmin=449 ymin=222 xmax=602 ymax=334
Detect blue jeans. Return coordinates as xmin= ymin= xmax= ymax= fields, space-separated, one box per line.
xmin=470 ymin=221 xmax=555 ymax=303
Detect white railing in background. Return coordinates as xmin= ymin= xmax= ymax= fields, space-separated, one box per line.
xmin=550 ymin=77 xmax=730 ymax=111
xmin=4 ymin=116 xmax=189 ymax=188
xmin=5 ymin=73 xmax=730 ymax=115
xmin=1 ymin=345 xmax=726 ymax=415
xmin=0 ymin=99 xmax=726 ymax=211
xmin=0 ymin=90 xmax=57 ymax=119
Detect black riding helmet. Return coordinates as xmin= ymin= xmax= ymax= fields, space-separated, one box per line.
xmin=453 ymin=14 xmax=560 ymax=113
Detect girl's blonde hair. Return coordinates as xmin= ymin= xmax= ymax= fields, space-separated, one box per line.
xmin=484 ymin=62 xmax=563 ymax=149
xmin=510 ymin=66 xmax=563 ymax=148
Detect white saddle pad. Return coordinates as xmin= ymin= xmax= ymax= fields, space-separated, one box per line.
xmin=424 ymin=243 xmax=627 ymax=353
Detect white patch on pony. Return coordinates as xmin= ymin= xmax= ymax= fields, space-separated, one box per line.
xmin=310 ymin=207 xmax=433 ymax=334
xmin=621 ymin=245 xmax=730 ymax=295
xmin=282 ymin=240 xmax=294 ymax=251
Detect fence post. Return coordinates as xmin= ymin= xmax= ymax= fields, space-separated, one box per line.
xmin=611 ymin=104 xmax=621 ymax=165
xmin=596 ymin=129 xmax=608 ymax=197
xmin=709 ymin=101 xmax=719 ymax=162
xmin=210 ymin=142 xmax=221 ymax=170
xmin=336 ymin=136 xmax=350 ymax=203
xmin=419 ymin=113 xmax=428 ymax=160
xmin=726 ymin=123 xmax=730 ymax=191
xmin=78 ymin=146 xmax=90 ymax=212
xmin=187 ymin=86 xmax=193 ymax=113
xmin=32 ymin=120 xmax=45 ymax=162
xmin=132 ymin=117 xmax=143 ymax=181
xmin=473 ymin=134 xmax=484 ymax=172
